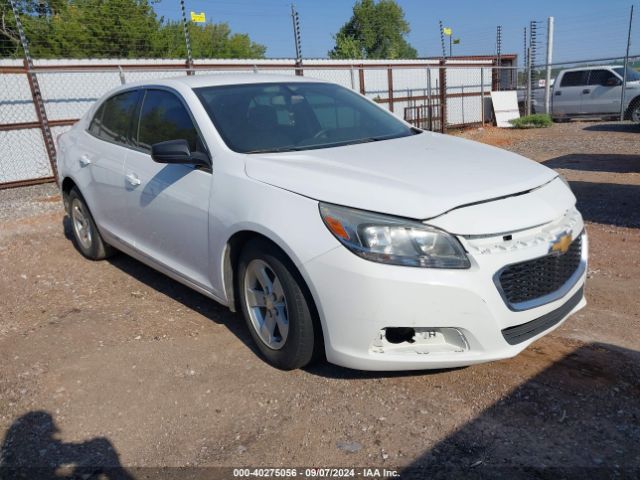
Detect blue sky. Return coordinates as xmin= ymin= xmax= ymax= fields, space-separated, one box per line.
xmin=154 ymin=0 xmax=640 ymax=64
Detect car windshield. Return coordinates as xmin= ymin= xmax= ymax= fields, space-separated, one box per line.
xmin=194 ymin=82 xmax=419 ymax=153
xmin=613 ymin=67 xmax=640 ymax=81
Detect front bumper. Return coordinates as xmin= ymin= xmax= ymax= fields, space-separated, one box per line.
xmin=302 ymin=224 xmax=587 ymax=371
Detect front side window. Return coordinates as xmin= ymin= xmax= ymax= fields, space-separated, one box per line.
xmin=194 ymin=82 xmax=418 ymax=154
xmin=588 ymin=70 xmax=618 ymax=86
xmin=95 ymin=90 xmax=140 ymax=145
xmin=560 ymin=71 xmax=589 ymax=87
xmin=136 ymin=89 xmax=199 ymax=152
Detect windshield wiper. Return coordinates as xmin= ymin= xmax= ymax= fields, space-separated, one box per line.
xmin=245 ymin=146 xmax=303 ymax=154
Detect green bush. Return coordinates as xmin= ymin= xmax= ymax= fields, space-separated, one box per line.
xmin=509 ymin=114 xmax=553 ymax=129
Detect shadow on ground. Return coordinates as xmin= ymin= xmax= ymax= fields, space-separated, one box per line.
xmin=539 ymin=154 xmax=640 ymax=228
xmin=582 ymin=122 xmax=640 ymax=134
xmin=402 ymin=342 xmax=640 ymax=479
xmin=62 ymin=217 xmax=257 ymax=355
xmin=544 ymin=153 xmax=640 ymax=174
xmin=0 ymin=411 xmax=133 ymax=480
xmin=569 ymin=181 xmax=640 ymax=228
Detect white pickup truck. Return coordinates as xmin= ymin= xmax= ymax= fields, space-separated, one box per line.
xmin=526 ymin=66 xmax=640 ymax=121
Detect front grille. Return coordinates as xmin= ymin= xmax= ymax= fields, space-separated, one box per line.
xmin=498 ymin=234 xmax=583 ymax=307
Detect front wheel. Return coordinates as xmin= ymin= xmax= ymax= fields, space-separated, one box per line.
xmin=238 ymin=239 xmax=318 ymax=370
xmin=626 ymin=98 xmax=640 ymax=122
xmin=68 ymin=187 xmax=114 ymax=260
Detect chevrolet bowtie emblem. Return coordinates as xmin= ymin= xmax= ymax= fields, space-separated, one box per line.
xmin=550 ymin=232 xmax=572 ymax=255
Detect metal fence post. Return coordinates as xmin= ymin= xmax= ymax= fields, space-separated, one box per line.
xmin=620 ymin=5 xmax=634 ymax=121
xmin=291 ymin=4 xmax=303 ymax=76
xmin=426 ymin=68 xmax=433 ymax=131
xmin=526 ymin=47 xmax=532 ymax=116
xmin=118 ymin=66 xmax=126 ymax=85
xmin=9 ymin=0 xmax=59 ymax=184
xmin=480 ymin=68 xmax=485 ymax=125
xmin=491 ymin=59 xmax=499 ymax=91
xmin=439 ymin=59 xmax=447 ymax=133
xmin=387 ymin=68 xmax=394 ymax=112
xmin=179 ymin=0 xmax=194 ymax=75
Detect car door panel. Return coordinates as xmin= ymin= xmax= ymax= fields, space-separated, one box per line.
xmin=582 ymin=69 xmax=622 ymax=115
xmin=553 ymin=71 xmax=589 ymax=116
xmin=74 ymin=90 xmax=140 ymax=239
xmin=124 ymin=88 xmax=213 ymax=290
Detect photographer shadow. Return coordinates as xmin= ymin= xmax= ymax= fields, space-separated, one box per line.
xmin=0 ymin=411 xmax=133 ymax=480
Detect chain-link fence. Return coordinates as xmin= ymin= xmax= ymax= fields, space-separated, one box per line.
xmin=2 ymin=0 xmax=639 ymax=188
xmin=2 ymin=59 xmax=516 ymax=187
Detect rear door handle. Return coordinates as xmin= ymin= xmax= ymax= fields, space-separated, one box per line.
xmin=79 ymin=154 xmax=91 ymax=167
xmin=582 ymin=89 xmax=591 ymax=94
xmin=125 ymin=173 xmax=141 ymax=186
xmin=555 ymin=91 xmax=562 ymax=96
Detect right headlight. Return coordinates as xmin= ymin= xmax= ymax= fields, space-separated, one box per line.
xmin=319 ymin=203 xmax=470 ymax=269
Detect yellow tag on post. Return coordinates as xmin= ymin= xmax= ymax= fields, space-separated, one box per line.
xmin=190 ymin=11 xmax=206 ymax=23
xmin=443 ymin=27 xmax=452 ymax=36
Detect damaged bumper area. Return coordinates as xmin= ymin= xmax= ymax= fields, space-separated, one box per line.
xmin=371 ymin=327 xmax=470 ymax=355
xmin=302 ymin=206 xmax=587 ymax=371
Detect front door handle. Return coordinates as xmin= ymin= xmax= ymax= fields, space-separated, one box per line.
xmin=79 ymin=154 xmax=91 ymax=167
xmin=555 ymin=91 xmax=562 ymax=96
xmin=125 ymin=173 xmax=141 ymax=186
xmin=582 ymin=89 xmax=591 ymax=94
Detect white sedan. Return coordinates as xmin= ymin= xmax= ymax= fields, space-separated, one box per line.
xmin=56 ymin=74 xmax=587 ymax=371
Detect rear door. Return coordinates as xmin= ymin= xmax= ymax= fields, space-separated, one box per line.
xmin=75 ymin=89 xmax=141 ymax=239
xmin=582 ymin=69 xmax=622 ymax=115
xmin=123 ymin=88 xmax=213 ymax=289
xmin=552 ymin=70 xmax=589 ymax=116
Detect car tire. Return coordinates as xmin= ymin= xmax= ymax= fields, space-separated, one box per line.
xmin=625 ymin=98 xmax=640 ymax=122
xmin=68 ymin=187 xmax=114 ymax=260
xmin=238 ymin=239 xmax=318 ymax=370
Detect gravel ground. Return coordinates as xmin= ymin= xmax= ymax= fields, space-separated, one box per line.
xmin=0 ymin=183 xmax=60 ymax=223
xmin=0 ymin=121 xmax=638 ymax=479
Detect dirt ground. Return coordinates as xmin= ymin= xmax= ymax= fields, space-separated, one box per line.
xmin=0 ymin=121 xmax=638 ymax=479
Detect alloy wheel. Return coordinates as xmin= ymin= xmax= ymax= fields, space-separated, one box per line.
xmin=243 ymin=259 xmax=289 ymax=350
xmin=71 ymin=199 xmax=93 ymax=250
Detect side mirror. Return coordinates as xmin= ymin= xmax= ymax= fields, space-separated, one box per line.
xmin=605 ymin=77 xmax=622 ymax=87
xmin=151 ymin=139 xmax=209 ymax=166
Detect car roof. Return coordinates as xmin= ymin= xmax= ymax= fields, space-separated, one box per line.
xmin=122 ymin=72 xmax=328 ymax=90
xmin=562 ymin=65 xmax=621 ymax=72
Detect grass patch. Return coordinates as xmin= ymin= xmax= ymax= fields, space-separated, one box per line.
xmin=510 ymin=114 xmax=553 ymax=129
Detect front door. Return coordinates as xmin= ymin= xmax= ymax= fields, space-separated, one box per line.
xmin=124 ymin=88 xmax=213 ymax=290
xmin=582 ymin=69 xmax=622 ymax=115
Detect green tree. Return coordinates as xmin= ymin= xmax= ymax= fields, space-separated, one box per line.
xmin=329 ymin=0 xmax=417 ymax=59
xmin=155 ymin=21 xmax=266 ymax=59
xmin=1 ymin=0 xmax=266 ymax=59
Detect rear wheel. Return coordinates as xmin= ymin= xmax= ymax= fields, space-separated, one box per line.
xmin=238 ymin=239 xmax=318 ymax=370
xmin=68 ymin=188 xmax=114 ymax=260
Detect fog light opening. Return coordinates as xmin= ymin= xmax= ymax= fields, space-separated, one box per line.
xmin=384 ymin=327 xmax=415 ymax=344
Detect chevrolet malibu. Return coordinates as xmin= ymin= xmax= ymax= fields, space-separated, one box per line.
xmin=56 ymin=74 xmax=587 ymax=371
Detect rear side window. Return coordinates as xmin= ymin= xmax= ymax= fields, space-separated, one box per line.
xmin=88 ymin=103 xmax=105 ymax=137
xmin=560 ymin=71 xmax=589 ymax=87
xmin=93 ymin=90 xmax=140 ymax=145
xmin=588 ymin=69 xmax=618 ymax=86
xmin=136 ymin=90 xmax=199 ymax=152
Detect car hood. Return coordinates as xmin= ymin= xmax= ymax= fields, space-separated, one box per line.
xmin=244 ymin=131 xmax=557 ymax=220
